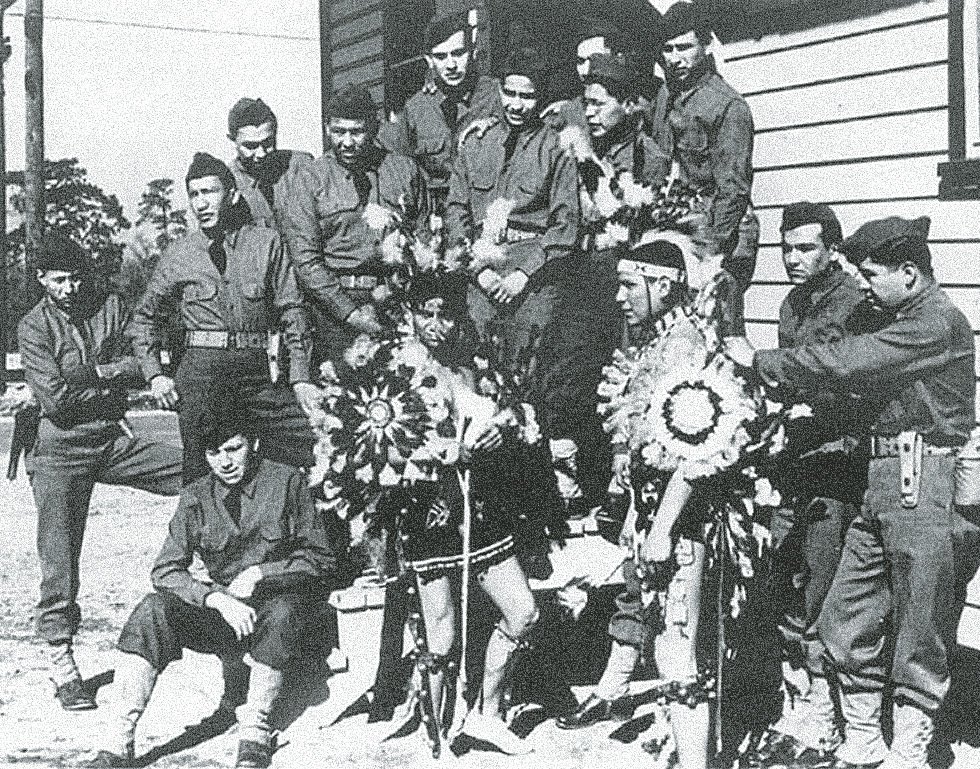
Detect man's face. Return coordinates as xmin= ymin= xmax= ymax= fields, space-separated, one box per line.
xmin=500 ymin=75 xmax=538 ymax=128
xmin=576 ymin=36 xmax=610 ymax=81
xmin=205 ymin=433 xmax=256 ymax=487
xmin=187 ymin=176 xmax=230 ymax=230
xmin=662 ymin=31 xmax=707 ymax=85
xmin=233 ymin=121 xmax=276 ymax=175
xmin=855 ymin=258 xmax=912 ymax=309
xmin=328 ymin=117 xmax=371 ymax=167
xmin=781 ymin=223 xmax=833 ymax=285
xmin=411 ymin=297 xmax=456 ymax=349
xmin=426 ymin=30 xmax=470 ymax=89
xmin=37 ymin=269 xmax=83 ymax=314
xmin=616 ymin=268 xmax=670 ymax=325
xmin=584 ymin=81 xmax=627 ymax=140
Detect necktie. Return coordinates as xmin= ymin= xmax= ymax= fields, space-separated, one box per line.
xmin=224 ymin=488 xmax=242 ymax=526
xmin=503 ymin=129 xmax=521 ymax=167
xmin=440 ymin=96 xmax=460 ymax=135
xmin=351 ymin=169 xmax=372 ymax=208
xmin=208 ymin=238 xmax=227 ymax=274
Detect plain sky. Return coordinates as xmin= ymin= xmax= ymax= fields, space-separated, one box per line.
xmin=1 ymin=1 xmax=323 ymax=221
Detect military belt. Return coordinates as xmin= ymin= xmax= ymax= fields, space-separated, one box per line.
xmin=338 ymin=274 xmax=379 ymax=290
xmin=870 ymin=435 xmax=957 ymax=458
xmin=185 ymin=330 xmax=268 ymax=350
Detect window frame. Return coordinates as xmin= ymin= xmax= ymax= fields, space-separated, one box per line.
xmin=939 ymin=0 xmax=980 ymax=198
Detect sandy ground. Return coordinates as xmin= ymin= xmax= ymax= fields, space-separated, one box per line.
xmin=2 ymin=412 xmax=980 ymax=768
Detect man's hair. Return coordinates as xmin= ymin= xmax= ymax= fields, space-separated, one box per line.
xmin=423 ymin=11 xmax=472 ymax=53
xmin=37 ymin=231 xmax=90 ymax=274
xmin=780 ymin=201 xmax=843 ymax=249
xmin=325 ymin=84 xmax=379 ymax=131
xmin=501 ymin=47 xmax=549 ymax=96
xmin=195 ymin=390 xmax=258 ymax=452
xmin=577 ymin=17 xmax=626 ymax=52
xmin=185 ymin=152 xmax=236 ymax=194
xmin=228 ymin=97 xmax=277 ymax=137
xmin=848 ymin=238 xmax=934 ymax=278
xmin=661 ymin=1 xmax=713 ymax=45
xmin=583 ymin=53 xmax=639 ymax=103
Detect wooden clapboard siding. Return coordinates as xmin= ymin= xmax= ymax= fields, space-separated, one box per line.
xmin=328 ymin=0 xmax=386 ymax=101
xmin=724 ymin=0 xmax=980 ymax=642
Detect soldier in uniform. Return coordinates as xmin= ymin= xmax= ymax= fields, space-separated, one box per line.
xmin=544 ymin=53 xmax=671 ymax=517
xmin=283 ymin=84 xmax=425 ymax=362
xmin=444 ymin=46 xmax=579 ymax=372
xmin=18 ymin=233 xmax=182 ymax=710
xmin=379 ymin=11 xmax=500 ymax=214
xmin=129 ymin=153 xmax=321 ymax=483
xmin=88 ymin=405 xmax=335 ymax=769
xmin=751 ymin=203 xmax=879 ymax=767
xmin=226 ymin=97 xmax=315 ymax=231
xmin=658 ymin=2 xmax=758 ymax=293
xmin=729 ymin=216 xmax=976 ymax=769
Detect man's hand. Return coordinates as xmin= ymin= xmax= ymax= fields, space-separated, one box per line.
xmin=470 ymin=422 xmax=503 ymax=453
xmin=611 ymin=453 xmax=630 ymax=492
xmin=491 ymin=270 xmax=528 ymax=304
xmin=724 ymin=336 xmax=756 ymax=368
xmin=458 ymin=116 xmax=499 ymax=148
xmin=226 ymin=565 xmax=263 ymax=600
xmin=205 ymin=591 xmax=257 ymax=640
xmin=540 ymin=99 xmax=569 ymax=119
xmin=476 ymin=268 xmax=502 ymax=295
xmin=346 ymin=305 xmax=383 ymax=335
xmin=149 ymin=375 xmax=180 ymax=409
xmin=292 ymin=381 xmax=324 ymax=419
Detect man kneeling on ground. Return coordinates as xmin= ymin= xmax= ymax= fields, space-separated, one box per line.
xmin=89 ymin=404 xmax=336 ymax=768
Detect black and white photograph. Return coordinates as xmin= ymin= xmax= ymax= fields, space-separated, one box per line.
xmin=1 ymin=1 xmax=979 ymax=767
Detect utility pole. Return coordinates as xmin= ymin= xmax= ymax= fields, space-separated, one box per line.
xmin=0 ymin=1 xmax=15 ymax=394
xmin=24 ymin=0 xmax=42 ymax=306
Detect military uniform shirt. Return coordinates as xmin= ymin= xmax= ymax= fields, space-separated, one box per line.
xmin=445 ymin=118 xmax=580 ymax=278
xmin=152 ymin=459 xmax=335 ymax=607
xmin=128 ymin=224 xmax=312 ymax=384
xmin=757 ymin=282 xmax=976 ymax=445
xmin=666 ymin=65 xmax=753 ymax=250
xmin=380 ymin=74 xmax=501 ymax=188
xmin=282 ymin=146 xmax=423 ymax=322
xmin=19 ymin=292 xmax=143 ymax=428
xmin=231 ymin=149 xmax=316 ymax=230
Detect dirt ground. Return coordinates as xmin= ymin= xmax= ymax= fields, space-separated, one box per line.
xmin=2 ymin=412 xmax=979 ymax=769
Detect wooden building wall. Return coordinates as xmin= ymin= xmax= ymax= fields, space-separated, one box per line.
xmin=721 ymin=0 xmax=980 ymax=647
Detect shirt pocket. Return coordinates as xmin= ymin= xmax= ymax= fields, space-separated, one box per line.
xmin=241 ymin=280 xmax=266 ymax=303
xmin=199 ymin=522 xmax=233 ymax=558
xmin=183 ymin=281 xmax=219 ymax=304
xmin=671 ymin=112 xmax=710 ymax=160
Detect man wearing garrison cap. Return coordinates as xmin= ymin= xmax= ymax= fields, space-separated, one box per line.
xmin=282 ymin=83 xmax=424 ymax=361
xmin=728 ymin=216 xmax=975 ymax=769
xmin=658 ymin=0 xmax=758 ymax=292
xmin=129 ymin=152 xmax=321 ymax=483
xmin=444 ymin=46 xmax=579 ymax=367
xmin=378 ymin=11 xmax=500 ymax=211
xmin=748 ymin=202 xmax=887 ymax=767
xmin=544 ymin=52 xmax=672 ymax=518
xmin=226 ymin=97 xmax=315 ymax=231
xmin=17 ymin=232 xmax=182 ymax=711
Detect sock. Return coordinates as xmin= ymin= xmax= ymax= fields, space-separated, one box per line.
xmin=594 ymin=641 xmax=640 ymax=701
xmin=48 ymin=641 xmax=81 ymax=687
xmin=237 ymin=659 xmax=284 ymax=746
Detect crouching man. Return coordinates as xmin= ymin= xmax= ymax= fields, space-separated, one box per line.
xmin=88 ymin=406 xmax=336 ymax=769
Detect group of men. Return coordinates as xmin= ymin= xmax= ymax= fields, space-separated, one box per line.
xmin=12 ymin=1 xmax=979 ymax=768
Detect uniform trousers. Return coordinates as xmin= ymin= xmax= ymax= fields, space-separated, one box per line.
xmin=118 ymin=588 xmax=317 ymax=673
xmin=817 ymin=455 xmax=958 ymax=711
xmin=31 ymin=419 xmax=182 ymax=643
xmin=175 ymin=348 xmax=315 ymax=483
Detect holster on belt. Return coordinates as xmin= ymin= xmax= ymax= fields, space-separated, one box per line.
xmin=898 ymin=430 xmax=923 ymax=508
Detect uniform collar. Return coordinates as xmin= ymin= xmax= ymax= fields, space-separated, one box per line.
xmin=213 ymin=458 xmax=261 ymax=501
xmin=800 ymin=262 xmax=848 ymax=308
xmin=670 ymin=55 xmax=717 ymax=100
xmin=894 ymin=280 xmax=940 ymax=320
